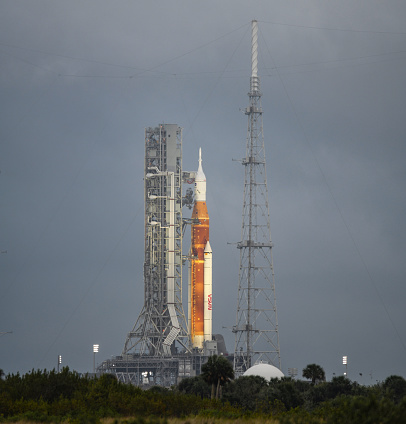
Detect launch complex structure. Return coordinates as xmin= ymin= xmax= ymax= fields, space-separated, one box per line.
xmin=98 ymin=20 xmax=281 ymax=385
xmin=97 ymin=125 xmax=221 ymax=386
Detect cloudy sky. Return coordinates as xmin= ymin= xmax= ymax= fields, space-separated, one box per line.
xmin=1 ymin=1 xmax=405 ymax=384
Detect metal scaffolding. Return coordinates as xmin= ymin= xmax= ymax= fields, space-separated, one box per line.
xmin=97 ymin=124 xmax=224 ymax=386
xmin=123 ymin=124 xmax=189 ymax=358
xmin=233 ymin=20 xmax=281 ymax=377
xmin=97 ymin=353 xmax=206 ymax=387
xmin=96 ymin=125 xmax=190 ymax=387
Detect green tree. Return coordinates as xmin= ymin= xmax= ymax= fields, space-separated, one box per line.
xmin=302 ymin=364 xmax=326 ymax=385
xmin=223 ymin=375 xmax=268 ymax=410
xmin=201 ymin=355 xmax=234 ymax=399
xmin=267 ymin=377 xmax=305 ymax=411
xmin=326 ymin=375 xmax=353 ymax=398
xmin=383 ymin=375 xmax=406 ymax=404
xmin=327 ymin=394 xmax=406 ymax=424
xmin=177 ymin=375 xmax=211 ymax=398
xmin=305 ymin=375 xmax=360 ymax=409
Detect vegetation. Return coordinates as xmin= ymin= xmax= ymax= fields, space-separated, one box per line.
xmin=302 ymin=363 xmax=326 ymax=385
xmin=201 ymin=354 xmax=234 ymax=399
xmin=0 ymin=365 xmax=405 ymax=423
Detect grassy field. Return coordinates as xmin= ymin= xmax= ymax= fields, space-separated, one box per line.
xmin=5 ymin=418 xmax=282 ymax=424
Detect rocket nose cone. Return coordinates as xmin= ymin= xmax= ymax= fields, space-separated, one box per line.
xmin=204 ymin=240 xmax=212 ymax=253
xmin=196 ymin=148 xmax=206 ymax=181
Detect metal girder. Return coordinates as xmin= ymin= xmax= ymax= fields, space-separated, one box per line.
xmin=233 ymin=20 xmax=281 ymax=377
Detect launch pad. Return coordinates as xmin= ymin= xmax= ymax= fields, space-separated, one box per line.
xmin=97 ymin=124 xmax=221 ymax=386
xmin=97 ymin=341 xmax=227 ymax=387
xmin=97 ymin=353 xmax=205 ymax=387
xmin=97 ymin=20 xmax=281 ymax=386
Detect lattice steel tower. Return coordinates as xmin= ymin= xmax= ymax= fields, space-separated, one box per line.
xmin=233 ymin=20 xmax=281 ymax=376
xmin=123 ymin=124 xmax=190 ymax=358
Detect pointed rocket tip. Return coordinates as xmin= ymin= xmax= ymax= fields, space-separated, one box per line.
xmin=204 ymin=240 xmax=212 ymax=253
xmin=196 ymin=146 xmax=206 ymax=183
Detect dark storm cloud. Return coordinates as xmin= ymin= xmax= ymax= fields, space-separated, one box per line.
xmin=1 ymin=1 xmax=405 ymax=383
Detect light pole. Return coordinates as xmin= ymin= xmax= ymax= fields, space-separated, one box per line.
xmin=57 ymin=355 xmax=62 ymax=373
xmin=93 ymin=344 xmax=99 ymax=374
xmin=288 ymin=368 xmax=298 ymax=379
xmin=343 ymin=356 xmax=348 ymax=377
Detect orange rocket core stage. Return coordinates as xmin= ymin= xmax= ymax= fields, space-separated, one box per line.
xmin=190 ymin=201 xmax=209 ymax=345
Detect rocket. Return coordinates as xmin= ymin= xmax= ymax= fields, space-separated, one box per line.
xmin=189 ymin=148 xmax=212 ymax=349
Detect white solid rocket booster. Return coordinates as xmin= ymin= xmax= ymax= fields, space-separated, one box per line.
xmin=203 ymin=240 xmax=212 ymax=342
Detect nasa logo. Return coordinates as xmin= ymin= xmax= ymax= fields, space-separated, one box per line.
xmin=208 ymin=294 xmax=212 ymax=311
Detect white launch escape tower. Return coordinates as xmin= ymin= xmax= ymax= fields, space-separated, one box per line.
xmin=233 ymin=20 xmax=281 ymax=376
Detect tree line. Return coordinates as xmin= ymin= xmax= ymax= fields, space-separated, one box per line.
xmin=0 ymin=359 xmax=406 ymax=423
xmin=181 ymin=360 xmax=406 ymax=421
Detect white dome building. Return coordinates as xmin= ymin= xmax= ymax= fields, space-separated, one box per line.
xmin=243 ymin=363 xmax=284 ymax=380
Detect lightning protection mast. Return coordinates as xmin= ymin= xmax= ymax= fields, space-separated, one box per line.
xmin=233 ymin=20 xmax=281 ymax=376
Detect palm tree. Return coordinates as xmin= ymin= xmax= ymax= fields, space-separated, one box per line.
xmin=302 ymin=363 xmax=326 ymax=385
xmin=201 ymin=355 xmax=234 ymax=399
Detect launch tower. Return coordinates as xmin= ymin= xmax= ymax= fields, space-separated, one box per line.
xmin=97 ymin=125 xmax=193 ymax=386
xmin=123 ymin=124 xmax=189 ymax=357
xmin=233 ymin=20 xmax=281 ymax=376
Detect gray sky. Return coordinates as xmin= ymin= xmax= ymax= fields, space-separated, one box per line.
xmin=1 ymin=1 xmax=405 ymax=384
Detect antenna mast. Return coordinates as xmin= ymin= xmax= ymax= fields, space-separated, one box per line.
xmin=233 ymin=20 xmax=281 ymax=376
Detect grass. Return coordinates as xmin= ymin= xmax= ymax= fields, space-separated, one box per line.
xmin=3 ymin=418 xmax=280 ymax=424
